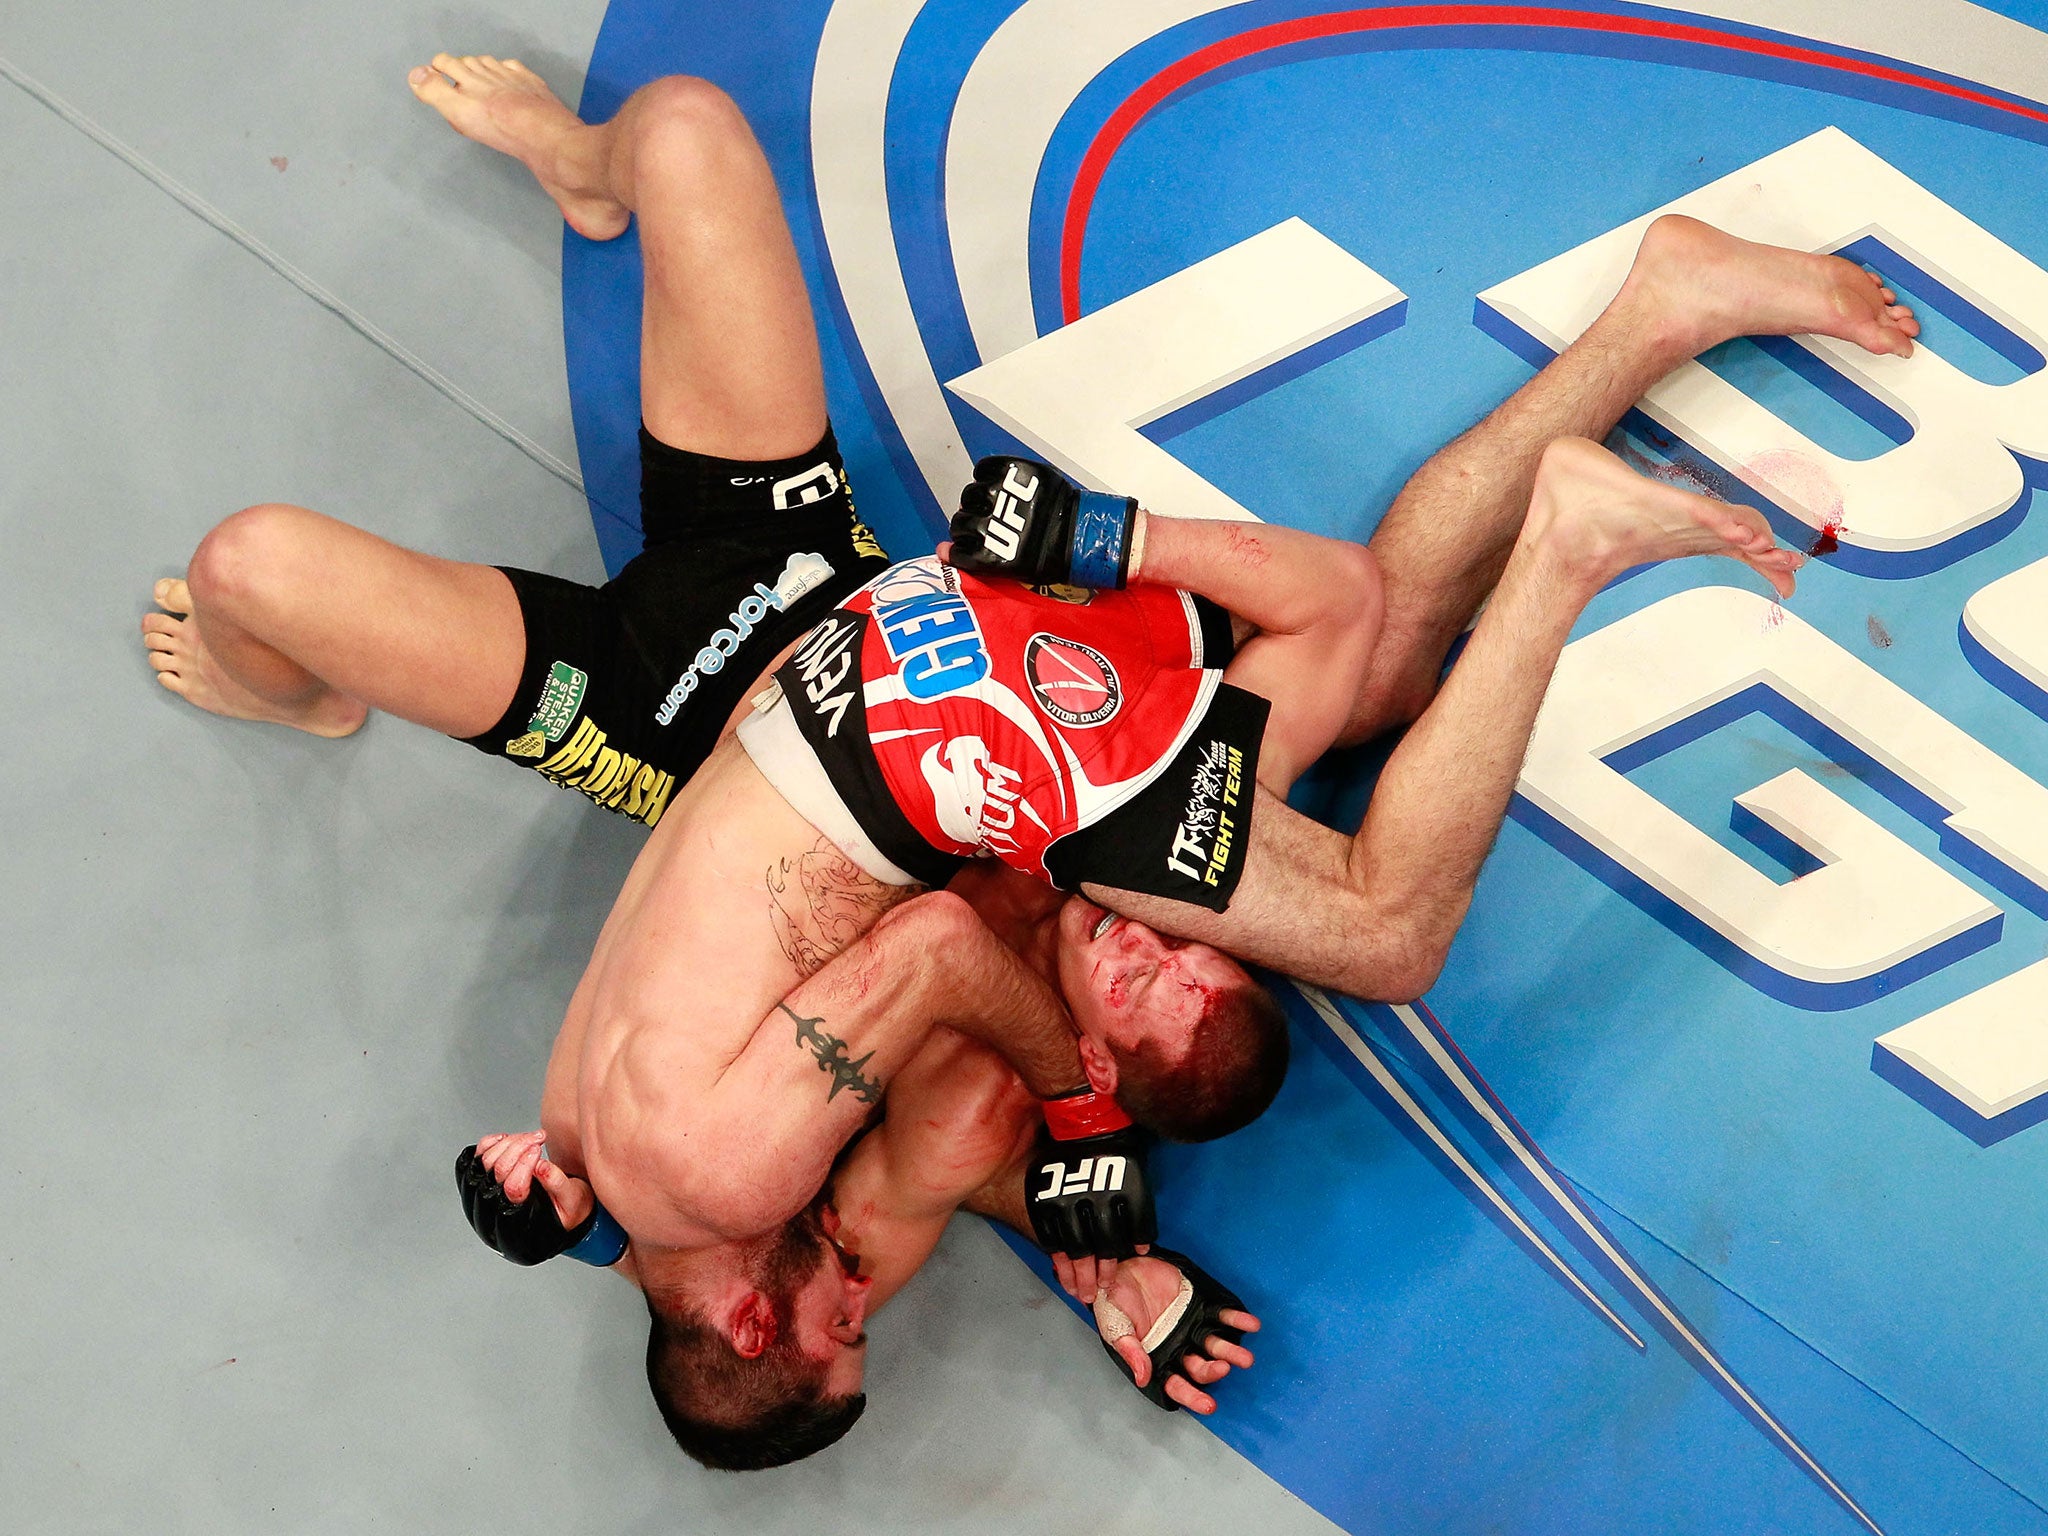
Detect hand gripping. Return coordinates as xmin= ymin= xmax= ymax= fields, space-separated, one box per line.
xmin=1028 ymin=1091 xmax=1157 ymax=1259
xmin=454 ymin=1144 xmax=627 ymax=1268
xmin=1096 ymin=1247 xmax=1246 ymax=1410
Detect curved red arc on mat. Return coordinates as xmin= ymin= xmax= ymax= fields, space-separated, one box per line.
xmin=1058 ymin=4 xmax=2048 ymax=323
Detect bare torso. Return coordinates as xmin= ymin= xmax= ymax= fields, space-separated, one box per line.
xmin=536 ymin=654 xmax=918 ymax=1250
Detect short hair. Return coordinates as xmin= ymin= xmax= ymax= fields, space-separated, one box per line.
xmin=1112 ymin=975 xmax=1289 ymax=1141
xmin=644 ymin=1294 xmax=866 ymax=1471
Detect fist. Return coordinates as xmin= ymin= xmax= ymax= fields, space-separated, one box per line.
xmin=948 ymin=456 xmax=1135 ymax=590
xmin=456 ymin=1134 xmax=597 ymax=1266
xmin=1027 ymin=1123 xmax=1156 ymax=1260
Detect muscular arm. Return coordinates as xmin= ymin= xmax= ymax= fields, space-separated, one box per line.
xmin=831 ymin=1031 xmax=1040 ymax=1310
xmin=1130 ymin=513 xmax=1384 ymax=796
xmin=962 ymin=1148 xmax=1034 ymax=1236
xmin=598 ymin=890 xmax=1086 ymax=1247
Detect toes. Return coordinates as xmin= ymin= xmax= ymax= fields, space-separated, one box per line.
xmin=143 ymin=629 xmax=177 ymax=654
xmin=155 ymin=668 xmax=191 ymax=697
xmin=426 ymin=53 xmax=469 ymax=90
xmin=154 ymin=577 xmax=192 ymax=613
xmin=147 ymin=650 xmax=180 ymax=672
xmin=411 ymin=60 xmax=464 ymax=107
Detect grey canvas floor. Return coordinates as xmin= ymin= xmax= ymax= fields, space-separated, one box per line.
xmin=0 ymin=5 xmax=1336 ymax=1531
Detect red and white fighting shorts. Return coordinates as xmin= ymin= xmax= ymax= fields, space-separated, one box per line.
xmin=737 ymin=557 xmax=1268 ymax=911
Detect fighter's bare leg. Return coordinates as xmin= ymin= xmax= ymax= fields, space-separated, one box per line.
xmin=1086 ymin=436 xmax=1798 ymax=1000
xmin=144 ymin=506 xmax=524 ymax=738
xmin=1346 ymin=214 xmax=1919 ymax=740
xmin=410 ymin=56 xmax=827 ymax=458
xmin=148 ymin=61 xmax=828 ymax=739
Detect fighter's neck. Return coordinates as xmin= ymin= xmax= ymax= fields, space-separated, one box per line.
xmin=945 ymin=860 xmax=1064 ymax=981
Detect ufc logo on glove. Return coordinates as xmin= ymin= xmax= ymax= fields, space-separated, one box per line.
xmin=982 ymin=462 xmax=1039 ymax=561
xmin=1036 ymin=1155 xmax=1128 ymax=1200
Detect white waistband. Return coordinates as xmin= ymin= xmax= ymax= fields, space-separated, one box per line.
xmin=736 ymin=686 xmax=921 ymax=887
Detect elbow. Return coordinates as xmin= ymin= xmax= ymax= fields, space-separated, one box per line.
xmin=876 ymin=887 xmax=976 ymax=947
xmin=1349 ymin=910 xmax=1455 ymax=1005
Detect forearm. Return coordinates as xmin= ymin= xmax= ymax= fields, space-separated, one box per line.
xmin=1131 ymin=512 xmax=1374 ymax=638
xmin=898 ymin=893 xmax=1087 ymax=1100
xmin=1134 ymin=514 xmax=1386 ymax=796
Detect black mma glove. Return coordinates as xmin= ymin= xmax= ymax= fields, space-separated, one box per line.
xmin=455 ymin=1143 xmax=628 ymax=1268
xmin=1098 ymin=1247 xmax=1248 ymax=1411
xmin=949 ymin=455 xmax=1137 ymax=590
xmin=1028 ymin=1089 xmax=1156 ymax=1259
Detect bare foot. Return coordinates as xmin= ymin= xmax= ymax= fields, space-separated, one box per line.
xmin=1619 ymin=214 xmax=1921 ymax=361
xmin=1529 ymin=437 xmax=1804 ymax=598
xmin=407 ymin=54 xmax=629 ymax=241
xmin=142 ymin=578 xmax=367 ymax=738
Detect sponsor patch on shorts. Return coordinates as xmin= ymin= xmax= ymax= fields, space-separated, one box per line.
xmin=652 ymin=554 xmax=838 ymax=727
xmin=1165 ymin=736 xmax=1247 ymax=891
xmin=528 ymin=661 xmax=589 ymax=743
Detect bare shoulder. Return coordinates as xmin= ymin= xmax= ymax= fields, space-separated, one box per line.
xmin=765 ymin=835 xmax=920 ymax=978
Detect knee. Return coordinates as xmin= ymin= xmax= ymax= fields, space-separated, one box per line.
xmin=1334 ymin=542 xmax=1386 ymax=644
xmin=624 ymin=75 xmax=752 ymax=174
xmin=187 ymin=503 xmax=315 ymax=617
xmin=1318 ymin=542 xmax=1387 ymax=697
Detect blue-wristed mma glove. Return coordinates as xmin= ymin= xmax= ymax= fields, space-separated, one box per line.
xmin=454 ymin=1144 xmax=627 ymax=1267
xmin=949 ymin=455 xmax=1136 ymax=590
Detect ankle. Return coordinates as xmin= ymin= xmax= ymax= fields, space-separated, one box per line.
xmin=1588 ymin=283 xmax=1700 ymax=381
xmin=547 ymin=119 xmax=613 ymax=197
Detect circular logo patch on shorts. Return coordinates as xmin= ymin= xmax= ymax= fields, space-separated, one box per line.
xmin=1024 ymin=633 xmax=1121 ymax=727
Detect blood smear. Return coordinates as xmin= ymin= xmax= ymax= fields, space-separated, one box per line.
xmin=1746 ymin=448 xmax=1847 ymax=558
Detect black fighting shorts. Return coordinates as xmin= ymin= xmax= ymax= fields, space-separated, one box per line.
xmin=1042 ymin=682 xmax=1268 ymax=912
xmin=457 ymin=424 xmax=892 ymax=827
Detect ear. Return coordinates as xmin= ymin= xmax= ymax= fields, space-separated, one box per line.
xmin=730 ymin=1292 xmax=778 ymax=1360
xmin=1078 ymin=1034 xmax=1119 ymax=1095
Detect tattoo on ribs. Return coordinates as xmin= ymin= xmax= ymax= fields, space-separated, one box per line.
xmin=781 ymin=1002 xmax=882 ymax=1105
xmin=766 ymin=838 xmax=902 ymax=979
